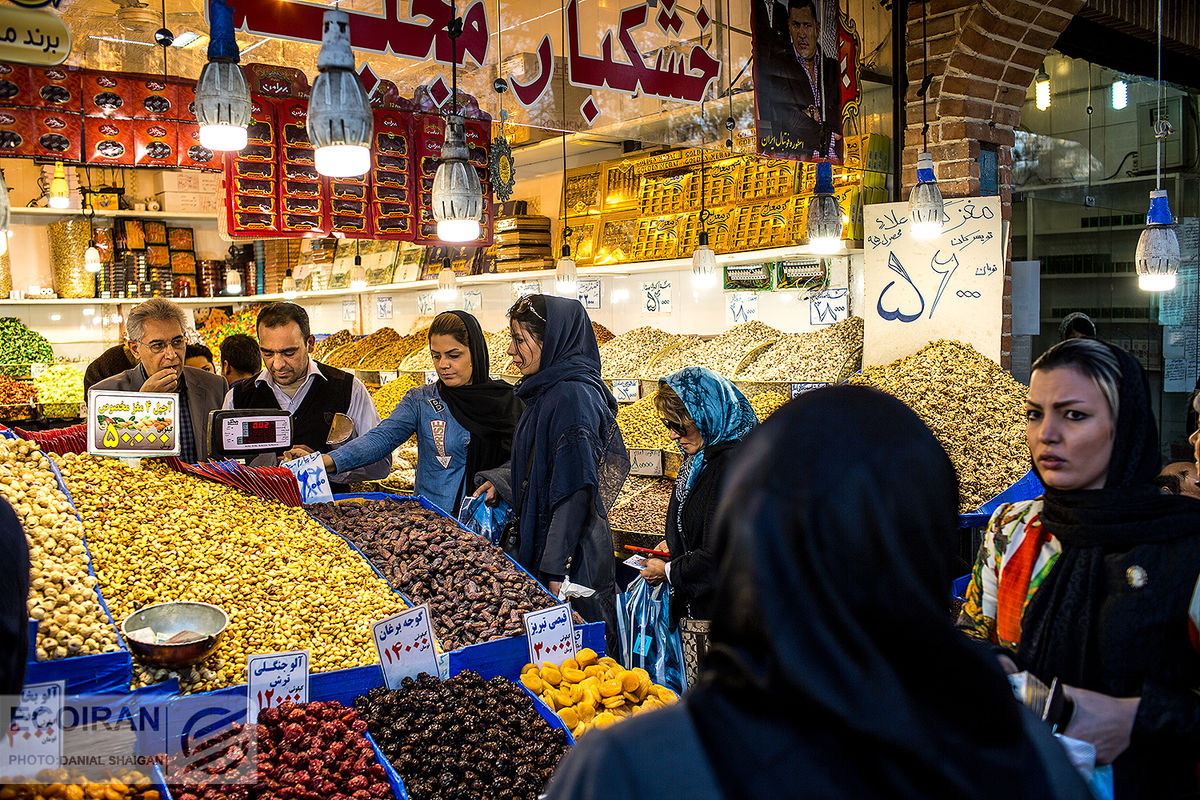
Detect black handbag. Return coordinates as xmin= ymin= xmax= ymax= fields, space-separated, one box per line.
xmin=499 ymin=434 xmax=536 ymax=559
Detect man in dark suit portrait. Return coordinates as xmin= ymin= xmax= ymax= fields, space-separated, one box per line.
xmin=756 ymin=0 xmax=843 ymax=160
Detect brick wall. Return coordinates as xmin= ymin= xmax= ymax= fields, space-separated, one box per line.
xmin=903 ymin=0 xmax=1085 ymax=368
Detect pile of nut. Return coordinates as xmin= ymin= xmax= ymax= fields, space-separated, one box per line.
xmin=849 ymin=339 xmax=1029 ymax=512
xmin=54 ymin=455 xmax=408 ymax=692
xmin=0 ymin=439 xmax=121 ymax=661
xmin=33 ymin=363 xmax=85 ymax=418
xmin=738 ymin=316 xmax=864 ymax=382
xmin=369 ymin=374 xmax=422 ymax=419
xmin=324 ymin=328 xmax=402 ymax=369
xmin=616 ymin=396 xmax=674 ymax=451
xmin=359 ymin=328 xmax=429 ymax=370
xmin=356 ymin=671 xmax=569 ymax=800
xmin=308 ymin=499 xmax=557 ymax=649
xmin=0 ymin=375 xmax=35 ymax=419
xmin=312 ymin=329 xmax=353 ymax=361
xmin=591 ymin=321 xmax=615 ymax=347
xmin=749 ymin=390 xmax=790 ymax=422
xmin=0 ymin=317 xmax=54 ymax=373
xmin=598 ymin=327 xmax=679 ymax=378
xmin=485 ymin=330 xmax=517 ymax=375
xmin=166 ymin=701 xmax=393 ymax=800
xmin=0 ymin=770 xmax=160 ymax=799
xmin=654 ymin=322 xmax=782 ymax=377
xmin=609 ymin=477 xmax=674 ymax=535
xmin=520 ymin=650 xmax=677 ymax=738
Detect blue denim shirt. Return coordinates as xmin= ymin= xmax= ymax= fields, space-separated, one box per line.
xmin=329 ymin=382 xmax=469 ymax=515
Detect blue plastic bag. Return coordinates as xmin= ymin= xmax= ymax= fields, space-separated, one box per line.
xmin=616 ymin=577 xmax=685 ymax=696
xmin=457 ymin=493 xmax=511 ymax=546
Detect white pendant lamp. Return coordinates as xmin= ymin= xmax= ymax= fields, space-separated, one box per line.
xmin=282 ymin=268 xmax=298 ymax=299
xmin=910 ymin=152 xmax=944 ymax=239
xmin=0 ymin=168 xmax=9 ymax=256
xmin=308 ymin=7 xmax=373 ymax=178
xmin=435 ymin=260 xmax=458 ymax=302
xmin=1136 ymin=0 xmax=1179 ymax=293
xmin=806 ymin=161 xmax=843 ymax=255
xmin=1035 ymin=64 xmax=1051 ymax=111
xmin=194 ymin=0 xmax=251 ymax=151
xmin=48 ymin=161 xmax=69 ymax=209
xmin=555 ymin=244 xmax=577 ymax=296
xmin=1112 ymin=79 xmax=1128 ymax=111
xmin=225 ymin=266 xmax=242 ymax=295
xmin=432 ymin=1 xmax=482 ymax=243
xmin=692 ymin=123 xmax=718 ymax=290
xmin=84 ymin=244 xmax=102 ymax=273
xmin=350 ymin=244 xmax=367 ymax=290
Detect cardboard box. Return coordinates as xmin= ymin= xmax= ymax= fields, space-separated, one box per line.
xmin=132 ymin=77 xmax=178 ymax=120
xmin=134 ymin=120 xmax=177 ymax=166
xmin=0 ymin=108 xmax=34 ymax=157
xmin=159 ymin=190 xmax=218 ymax=214
xmin=82 ymin=70 xmax=132 ymax=118
xmin=0 ymin=64 xmax=33 ymax=107
xmin=172 ymin=81 xmax=197 ymax=122
xmin=83 ymin=117 xmax=134 ymax=164
xmin=29 ymin=108 xmax=82 ymax=161
xmin=175 ymin=123 xmax=220 ymax=170
xmin=31 ymin=66 xmax=80 ymax=110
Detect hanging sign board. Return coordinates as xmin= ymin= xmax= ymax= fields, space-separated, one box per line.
xmin=88 ymin=390 xmax=180 ymax=458
xmin=0 ymin=7 xmax=71 ymax=66
xmin=863 ymin=197 xmax=1004 ymax=366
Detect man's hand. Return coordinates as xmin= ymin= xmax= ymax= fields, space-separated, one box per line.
xmin=641 ymin=558 xmax=667 ymax=584
xmin=1062 ymin=685 xmax=1140 ymax=765
xmin=547 ymin=580 xmax=563 ymax=598
xmin=142 ymin=368 xmax=179 ymax=394
xmin=281 ymin=444 xmax=315 ymax=462
xmin=474 ymin=481 xmax=498 ymax=506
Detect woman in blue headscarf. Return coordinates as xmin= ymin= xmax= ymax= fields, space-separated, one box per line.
xmin=476 ymin=294 xmax=629 ymax=653
xmin=641 ymin=367 xmax=756 ymax=687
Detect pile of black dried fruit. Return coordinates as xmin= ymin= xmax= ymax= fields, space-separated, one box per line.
xmin=309 ymin=500 xmax=557 ymax=649
xmin=166 ymin=700 xmax=393 ymax=800
xmin=356 ymin=671 xmax=569 ymax=800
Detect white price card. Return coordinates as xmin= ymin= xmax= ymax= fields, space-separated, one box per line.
xmin=376 ymin=296 xmax=394 ymax=320
xmin=790 ymin=382 xmax=829 ymax=398
xmin=424 ymin=370 xmax=438 ymax=385
xmin=641 ymin=280 xmax=672 ymax=313
xmin=512 ymin=280 xmax=541 ymax=299
xmin=379 ymin=371 xmax=398 ymax=385
xmin=725 ymin=292 xmax=759 ymax=325
xmin=247 ymin=651 xmax=309 ymax=723
xmin=462 ymin=289 xmax=483 ymax=312
xmin=417 ymin=291 xmax=435 ymax=316
xmin=282 ymin=451 xmax=334 ymax=504
xmin=577 ymin=278 xmax=602 ymax=309
xmin=1 ymin=681 xmax=63 ymax=777
xmin=341 ymin=300 xmax=357 ymax=322
xmin=809 ymin=288 xmax=849 ymax=325
xmin=611 ymin=379 xmax=640 ymax=403
xmin=629 ymin=448 xmax=663 ymax=476
xmin=30 ymin=363 xmax=46 ymax=378
xmin=373 ymin=604 xmax=439 ymax=689
xmin=523 ymin=603 xmax=577 ymax=667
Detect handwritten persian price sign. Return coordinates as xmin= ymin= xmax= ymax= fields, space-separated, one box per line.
xmin=725 ymin=292 xmax=758 ymax=325
xmin=247 ymin=651 xmax=309 ymax=723
xmin=88 ymin=390 xmax=180 ymax=458
xmin=810 ymin=288 xmax=850 ymax=325
xmin=376 ymin=296 xmax=394 ymax=320
xmin=612 ymin=379 xmax=640 ymax=403
xmin=629 ymin=448 xmax=663 ymax=476
xmin=0 ymin=7 xmax=71 ymax=66
xmin=417 ymin=291 xmax=435 ymax=316
xmin=342 ymin=300 xmax=357 ymax=322
xmin=379 ymin=371 xmax=399 ymax=385
xmin=282 ymin=451 xmax=334 ymax=504
xmin=577 ymin=278 xmax=602 ymax=309
xmin=642 ymin=280 xmax=672 ymax=314
xmin=512 ymin=280 xmax=541 ymax=299
xmin=462 ymin=289 xmax=483 ymax=312
xmin=373 ymin=604 xmax=439 ymax=689
xmin=523 ymin=604 xmax=577 ymax=667
xmin=791 ymin=382 xmax=829 ymax=398
xmin=863 ymin=197 xmax=1004 ymax=366
xmin=1 ymin=680 xmax=63 ymax=776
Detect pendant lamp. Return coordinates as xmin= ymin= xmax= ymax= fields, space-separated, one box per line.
xmin=84 ymin=243 xmax=102 ymax=273
xmin=350 ymin=242 xmax=367 ymax=290
xmin=806 ymin=161 xmax=843 ymax=254
xmin=225 ymin=266 xmax=242 ymax=295
xmin=282 ymin=269 xmax=298 ymax=299
xmin=909 ymin=0 xmax=943 ymax=239
xmin=309 ymin=7 xmax=373 ymax=178
xmin=692 ymin=115 xmax=717 ymax=290
xmin=1035 ymin=64 xmax=1051 ymax=111
xmin=48 ymin=162 xmax=69 ymax=209
xmin=435 ymin=259 xmax=458 ymax=302
xmin=0 ymin=169 xmax=9 ymax=257
xmin=553 ymin=131 xmax=577 ymax=296
xmin=432 ymin=1 xmax=482 ymax=242
xmin=1135 ymin=0 xmax=1179 ymax=293
xmin=194 ymin=0 xmax=251 ymax=151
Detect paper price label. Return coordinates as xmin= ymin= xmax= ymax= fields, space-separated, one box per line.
xmin=30 ymin=363 xmax=46 ymax=378
xmin=790 ymin=382 xmax=829 ymax=398
xmin=513 ymin=281 xmax=541 ymax=299
xmin=612 ymin=379 xmax=640 ymax=403
xmin=463 ymin=290 xmax=483 ymax=312
xmin=2 ymin=681 xmax=63 ymax=777
xmin=89 ymin=390 xmax=180 ymax=458
xmin=725 ymin=292 xmax=758 ymax=325
xmin=641 ymin=280 xmax=672 ymax=313
xmin=809 ymin=288 xmax=849 ymax=325
xmin=373 ymin=604 xmax=439 ymax=689
xmin=417 ymin=291 xmax=435 ymax=315
xmin=247 ymin=651 xmax=309 ymax=723
xmin=282 ymin=451 xmax=334 ymax=504
xmin=341 ymin=300 xmax=357 ymax=322
xmin=523 ymin=603 xmax=577 ymax=667
xmin=577 ymin=278 xmax=602 ymax=309
xmin=376 ymin=296 xmax=394 ymax=320
xmin=425 ymin=370 xmax=438 ymax=385
xmin=379 ymin=371 xmax=398 ymax=385
xmin=629 ymin=448 xmax=663 ymax=476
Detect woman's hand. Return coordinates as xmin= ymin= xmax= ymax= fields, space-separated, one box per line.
xmin=474 ymin=481 xmax=498 ymax=505
xmin=641 ymin=558 xmax=667 ymax=584
xmin=1061 ymin=685 xmax=1140 ymax=765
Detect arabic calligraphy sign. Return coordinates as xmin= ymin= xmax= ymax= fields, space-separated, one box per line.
xmin=863 ymin=197 xmax=1004 ymax=366
xmin=522 ymin=603 xmax=577 ymax=667
xmin=247 ymin=651 xmax=309 ymax=723
xmin=0 ymin=6 xmax=71 ymax=66
xmin=372 ymin=604 xmax=439 ymax=689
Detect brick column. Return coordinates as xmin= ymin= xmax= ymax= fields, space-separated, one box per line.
xmin=903 ymin=0 xmax=1084 ymax=369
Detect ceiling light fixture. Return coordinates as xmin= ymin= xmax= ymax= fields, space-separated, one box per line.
xmin=225 ymin=266 xmax=242 ymax=296
xmin=692 ymin=108 xmax=717 ymax=290
xmin=909 ymin=0 xmax=943 ymax=240
xmin=1112 ymin=79 xmax=1128 ymax=111
xmin=48 ymin=161 xmax=69 ymax=209
xmin=1136 ymin=0 xmax=1179 ymax=293
xmin=806 ymin=161 xmax=843 ymax=255
xmin=309 ymin=7 xmax=373 ymax=177
xmin=194 ymin=0 xmax=251 ymax=151
xmin=432 ymin=0 xmax=482 ymax=242
xmin=435 ymin=259 xmax=459 ymax=302
xmin=1035 ymin=63 xmax=1051 ymax=111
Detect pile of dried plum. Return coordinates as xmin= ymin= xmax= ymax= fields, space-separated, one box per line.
xmin=355 ymin=671 xmax=569 ymax=800
xmin=308 ymin=500 xmax=557 ymax=649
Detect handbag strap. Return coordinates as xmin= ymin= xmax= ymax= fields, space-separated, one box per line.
xmin=500 ymin=433 xmax=537 ymax=552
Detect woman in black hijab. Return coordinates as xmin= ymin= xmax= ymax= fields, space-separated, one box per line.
xmin=547 ymin=386 xmax=1089 ymax=800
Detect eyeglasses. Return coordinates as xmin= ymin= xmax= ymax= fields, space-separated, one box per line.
xmin=139 ymin=335 xmax=186 ymax=354
xmin=661 ymin=418 xmax=688 ymax=436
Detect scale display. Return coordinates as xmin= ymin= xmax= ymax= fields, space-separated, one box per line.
xmin=208 ymin=409 xmax=293 ymax=456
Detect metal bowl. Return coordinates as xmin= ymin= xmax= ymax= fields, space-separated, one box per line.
xmin=121 ymin=601 xmax=229 ymax=667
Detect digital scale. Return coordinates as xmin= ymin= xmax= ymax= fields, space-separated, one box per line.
xmin=207 ymin=409 xmax=294 ymax=459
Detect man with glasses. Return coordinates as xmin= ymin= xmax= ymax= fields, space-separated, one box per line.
xmin=92 ymin=297 xmax=228 ymax=462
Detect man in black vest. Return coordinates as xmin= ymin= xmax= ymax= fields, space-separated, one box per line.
xmin=223 ymin=303 xmax=388 ymax=490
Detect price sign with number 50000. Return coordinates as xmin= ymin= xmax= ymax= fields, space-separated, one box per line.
xmin=373 ymin=604 xmax=439 ymax=689
xmin=523 ymin=604 xmax=577 ymax=667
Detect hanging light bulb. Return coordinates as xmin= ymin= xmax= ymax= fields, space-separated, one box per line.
xmin=435 ymin=261 xmax=458 ymax=303
xmin=0 ymin=232 xmax=7 ymax=258
xmin=194 ymin=0 xmax=251 ymax=151
xmin=692 ymin=231 xmax=718 ymax=289
xmin=308 ymin=7 xmax=373 ymax=177
xmin=350 ymin=249 xmax=367 ymax=291
xmin=555 ymin=242 xmax=577 ymax=296
xmin=1112 ymin=79 xmax=1128 ymax=111
xmin=909 ymin=152 xmax=944 ymax=239
xmin=1135 ymin=192 xmax=1179 ymax=292
xmin=806 ymin=161 xmax=843 ymax=255
xmin=433 ymin=114 xmax=482 ymax=242
xmin=225 ymin=266 xmax=242 ymax=295
xmin=282 ymin=268 xmax=298 ymax=299
xmin=0 ymin=168 xmax=9 ymax=257
xmin=84 ymin=243 xmax=102 ymax=273
xmin=48 ymin=162 xmax=69 ymax=209
xmin=1035 ymin=64 xmax=1051 ymax=111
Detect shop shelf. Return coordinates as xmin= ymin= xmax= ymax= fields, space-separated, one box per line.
xmin=10 ymin=207 xmax=219 ymax=224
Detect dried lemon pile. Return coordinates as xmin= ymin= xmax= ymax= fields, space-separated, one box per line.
xmin=849 ymin=339 xmax=1029 ymax=512
xmin=520 ymin=649 xmax=677 ymax=737
xmin=54 ymin=454 xmax=408 ymax=692
xmin=616 ymin=396 xmax=674 ymax=450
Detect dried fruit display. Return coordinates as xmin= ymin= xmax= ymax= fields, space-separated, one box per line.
xmin=194 ymin=307 xmax=259 ymax=357
xmin=34 ymin=363 xmax=85 ymax=418
xmin=599 ymin=326 xmax=678 ymax=378
xmin=54 ymin=454 xmax=408 ymax=692
xmin=399 ymin=345 xmax=432 ymax=372
xmin=313 ymin=329 xmax=353 ymax=361
xmin=0 ymin=317 xmax=54 ymax=374
xmin=308 ymin=499 xmax=558 ymax=649
xmin=616 ymin=396 xmax=674 ymax=451
xmin=608 ymin=477 xmax=673 ymax=535
xmin=0 ymin=439 xmax=121 ymax=661
xmin=519 ymin=650 xmax=677 ymax=737
xmin=849 ymin=339 xmax=1029 ymax=512
xmin=356 ymin=671 xmax=569 ymax=800
xmin=653 ymin=321 xmax=782 ymax=377
xmin=485 ymin=330 xmax=517 ymax=375
xmin=324 ymin=328 xmax=402 ymax=369
xmin=591 ymin=321 xmax=614 ymax=347
xmin=370 ymin=374 xmax=422 ymax=419
xmin=357 ymin=329 xmax=428 ymax=371
xmin=166 ymin=700 xmax=393 ymax=800
xmin=749 ymin=390 xmax=789 ymax=422
xmin=0 ymin=376 xmax=35 ymax=405
xmin=737 ymin=317 xmax=864 ymax=382
xmin=0 ymin=770 xmax=160 ymax=799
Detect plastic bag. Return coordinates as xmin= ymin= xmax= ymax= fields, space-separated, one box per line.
xmin=616 ymin=576 xmax=685 ymax=695
xmin=457 ymin=493 xmax=511 ymax=546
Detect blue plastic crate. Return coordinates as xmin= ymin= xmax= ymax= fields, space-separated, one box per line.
xmin=952 ymin=574 xmax=971 ymax=601
xmin=958 ymin=469 xmax=1043 ymax=528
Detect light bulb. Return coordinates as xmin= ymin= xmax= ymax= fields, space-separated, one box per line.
xmin=432 ymin=115 xmax=483 ymax=242
xmin=555 ymin=246 xmax=577 ymax=296
xmin=350 ymin=260 xmax=367 ymax=291
xmin=1035 ymin=66 xmax=1051 ymax=111
xmin=48 ymin=162 xmax=69 ymax=209
xmin=194 ymin=0 xmax=250 ymax=151
xmin=314 ymin=145 xmax=371 ymax=178
xmin=437 ymin=218 xmax=481 ymax=243
xmin=84 ymin=245 xmax=102 ymax=273
xmin=1112 ymin=79 xmax=1128 ymax=111
xmin=691 ymin=231 xmax=717 ymax=290
xmin=225 ymin=267 xmax=242 ymax=295
xmin=806 ymin=162 xmax=843 ymax=254
xmin=909 ymin=152 xmax=944 ymax=239
xmin=282 ymin=270 xmax=297 ymax=299
xmin=308 ymin=7 xmax=373 ymax=177
xmin=1135 ymin=189 xmax=1180 ymax=293
xmin=435 ymin=265 xmax=458 ymax=302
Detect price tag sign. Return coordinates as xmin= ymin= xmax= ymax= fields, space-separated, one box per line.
xmin=379 ymin=371 xmax=398 ymax=385
xmin=373 ymin=604 xmax=439 ymax=689
xmin=462 ymin=290 xmax=483 ymax=312
xmin=577 ymin=278 xmax=602 ymax=309
xmin=513 ymin=280 xmax=541 ymax=299
xmin=341 ymin=300 xmax=357 ymax=322
xmin=247 ymin=651 xmax=309 ymax=723
xmin=523 ymin=603 xmax=577 ymax=667
xmin=612 ymin=379 xmax=640 ymax=403
xmin=282 ymin=451 xmax=334 ymax=504
xmin=641 ymin=280 xmax=672 ymax=313
xmin=629 ymin=448 xmax=663 ymax=476
xmin=30 ymin=363 xmax=46 ymax=378
xmin=725 ymin=292 xmax=759 ymax=325
xmin=88 ymin=390 xmax=180 ymax=458
xmin=791 ymin=382 xmax=829 ymax=398
xmin=809 ymin=288 xmax=849 ymax=325
xmin=424 ymin=370 xmax=438 ymax=385
xmin=376 ymin=296 xmax=393 ymax=320
xmin=417 ymin=291 xmax=435 ymax=316
xmin=1 ymin=680 xmax=63 ymax=777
